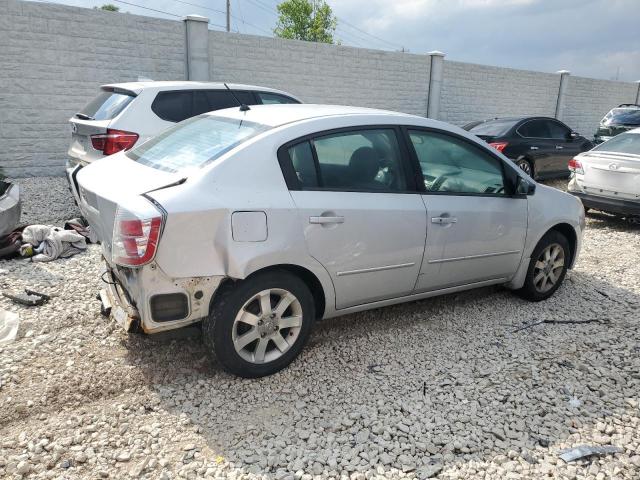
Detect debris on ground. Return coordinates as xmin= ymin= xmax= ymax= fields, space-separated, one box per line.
xmin=559 ymin=445 xmax=624 ymax=462
xmin=21 ymin=224 xmax=87 ymax=262
xmin=0 ymin=308 xmax=19 ymax=344
xmin=2 ymin=289 xmax=51 ymax=307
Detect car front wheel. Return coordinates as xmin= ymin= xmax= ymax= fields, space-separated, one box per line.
xmin=515 ymin=230 xmax=570 ymax=302
xmin=203 ymin=270 xmax=315 ymax=378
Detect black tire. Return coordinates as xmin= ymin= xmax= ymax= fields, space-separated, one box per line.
xmin=515 ymin=230 xmax=570 ymax=302
xmin=516 ymin=158 xmax=534 ymax=178
xmin=203 ymin=270 xmax=315 ymax=378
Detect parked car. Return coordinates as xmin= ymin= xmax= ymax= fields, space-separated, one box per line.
xmin=67 ymin=81 xmax=301 ymax=180
xmin=74 ymin=104 xmax=585 ymax=378
xmin=464 ymin=116 xmax=593 ymax=179
xmin=0 ymin=179 xmax=21 ymax=238
xmin=568 ymin=128 xmax=640 ymax=218
xmin=594 ymin=104 xmax=640 ymax=144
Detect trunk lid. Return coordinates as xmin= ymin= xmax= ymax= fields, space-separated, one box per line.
xmin=580 ymin=152 xmax=640 ymax=197
xmin=76 ymin=153 xmax=183 ymax=259
xmin=68 ymin=118 xmax=111 ymax=164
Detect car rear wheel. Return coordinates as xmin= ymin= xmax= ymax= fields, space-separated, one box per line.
xmin=516 ymin=158 xmax=534 ymax=177
xmin=203 ymin=270 xmax=315 ymax=378
xmin=515 ymin=230 xmax=570 ymax=302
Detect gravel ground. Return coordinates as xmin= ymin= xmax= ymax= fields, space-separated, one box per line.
xmin=1 ymin=176 xmax=640 ymax=479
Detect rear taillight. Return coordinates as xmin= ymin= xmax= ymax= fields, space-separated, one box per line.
xmin=91 ymin=129 xmax=139 ymax=156
xmin=112 ymin=197 xmax=164 ymax=267
xmin=488 ymin=142 xmax=508 ymax=153
xmin=568 ymin=158 xmax=584 ymax=174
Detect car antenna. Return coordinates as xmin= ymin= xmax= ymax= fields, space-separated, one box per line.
xmin=224 ymin=83 xmax=250 ymax=112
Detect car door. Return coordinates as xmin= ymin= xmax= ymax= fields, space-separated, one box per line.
xmin=279 ymin=127 xmax=427 ymax=309
xmin=516 ymin=119 xmax=557 ymax=176
xmin=405 ymin=129 xmax=528 ymax=292
xmin=548 ymin=119 xmax=582 ymax=174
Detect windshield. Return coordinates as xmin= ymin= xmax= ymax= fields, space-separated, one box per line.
xmin=593 ymin=132 xmax=640 ymax=155
xmin=603 ymin=108 xmax=640 ymax=126
xmin=127 ymin=115 xmax=270 ymax=173
xmin=468 ymin=119 xmax=517 ymax=137
xmin=77 ymin=90 xmax=135 ymax=120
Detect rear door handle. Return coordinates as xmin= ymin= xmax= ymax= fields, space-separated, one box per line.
xmin=530 ymin=146 xmax=539 ymax=150
xmin=431 ymin=216 xmax=457 ymax=225
xmin=309 ymin=216 xmax=344 ymax=224
xmin=555 ymin=145 xmax=564 ymax=150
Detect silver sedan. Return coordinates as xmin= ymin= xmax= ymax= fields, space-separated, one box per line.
xmin=74 ymin=104 xmax=585 ymax=377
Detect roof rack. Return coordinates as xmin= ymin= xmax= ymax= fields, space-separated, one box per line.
xmin=617 ymin=103 xmax=640 ymax=108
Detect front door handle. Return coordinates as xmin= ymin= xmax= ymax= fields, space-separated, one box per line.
xmin=555 ymin=145 xmax=564 ymax=150
xmin=310 ymin=215 xmax=344 ymax=224
xmin=530 ymin=146 xmax=539 ymax=150
xmin=431 ymin=216 xmax=458 ymax=225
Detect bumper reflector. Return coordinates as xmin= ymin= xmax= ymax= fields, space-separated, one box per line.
xmin=150 ymin=293 xmax=189 ymax=322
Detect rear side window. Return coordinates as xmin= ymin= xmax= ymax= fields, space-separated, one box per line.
xmin=77 ymin=90 xmax=135 ymax=120
xmin=257 ymin=92 xmax=299 ymax=104
xmin=151 ymin=91 xmax=193 ymax=122
xmin=518 ymin=120 xmax=551 ymax=138
xmin=287 ymin=129 xmax=407 ymax=192
xmin=127 ymin=115 xmax=270 ymax=173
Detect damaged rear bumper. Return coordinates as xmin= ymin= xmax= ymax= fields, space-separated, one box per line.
xmin=0 ymin=182 xmax=21 ymax=237
xmin=99 ymin=260 xmax=225 ymax=334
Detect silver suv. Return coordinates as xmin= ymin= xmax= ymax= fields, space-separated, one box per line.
xmin=67 ymin=80 xmax=300 ymax=175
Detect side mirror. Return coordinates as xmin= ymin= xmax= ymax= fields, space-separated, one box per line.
xmin=568 ymin=131 xmax=579 ymax=140
xmin=516 ymin=176 xmax=536 ymax=196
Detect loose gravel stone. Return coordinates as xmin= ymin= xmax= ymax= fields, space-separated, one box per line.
xmin=1 ymin=176 xmax=639 ymax=479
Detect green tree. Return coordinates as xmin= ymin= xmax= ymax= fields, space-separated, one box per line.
xmin=96 ymin=4 xmax=119 ymax=11
xmin=274 ymin=0 xmax=337 ymax=44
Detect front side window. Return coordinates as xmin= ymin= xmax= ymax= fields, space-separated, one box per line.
xmin=287 ymin=129 xmax=407 ymax=192
xmin=408 ymin=130 xmax=506 ymax=195
xmin=127 ymin=115 xmax=270 ymax=173
xmin=548 ymin=121 xmax=571 ymax=140
xmin=518 ymin=120 xmax=551 ymax=138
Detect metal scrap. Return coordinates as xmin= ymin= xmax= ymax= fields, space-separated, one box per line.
xmin=559 ymin=445 xmax=623 ymax=462
xmin=3 ymin=289 xmax=51 ymax=307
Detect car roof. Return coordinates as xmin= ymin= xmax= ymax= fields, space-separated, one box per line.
xmin=204 ymin=104 xmax=427 ymax=128
xmin=478 ymin=116 xmax=559 ymax=123
xmin=100 ymin=81 xmax=301 ymax=100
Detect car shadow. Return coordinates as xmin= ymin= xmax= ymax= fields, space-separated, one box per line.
xmin=585 ymin=210 xmax=640 ymax=232
xmin=124 ymin=267 xmax=640 ymax=477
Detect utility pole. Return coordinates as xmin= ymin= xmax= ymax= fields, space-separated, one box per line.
xmin=226 ymin=0 xmax=230 ymax=32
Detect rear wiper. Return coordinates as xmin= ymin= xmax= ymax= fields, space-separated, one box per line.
xmin=74 ymin=113 xmax=94 ymax=120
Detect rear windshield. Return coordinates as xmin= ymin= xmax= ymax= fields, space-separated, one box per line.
xmin=77 ymin=90 xmax=135 ymax=121
xmin=592 ymin=132 xmax=640 ymax=155
xmin=127 ymin=115 xmax=270 ymax=173
xmin=468 ymin=119 xmax=516 ymax=137
xmin=603 ymin=108 xmax=640 ymax=126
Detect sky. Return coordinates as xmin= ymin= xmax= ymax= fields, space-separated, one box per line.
xmin=39 ymin=0 xmax=640 ymax=82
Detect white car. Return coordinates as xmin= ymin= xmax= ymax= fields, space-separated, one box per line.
xmin=67 ymin=81 xmax=300 ymax=185
xmin=74 ymin=104 xmax=585 ymax=378
xmin=568 ymin=128 xmax=640 ymax=218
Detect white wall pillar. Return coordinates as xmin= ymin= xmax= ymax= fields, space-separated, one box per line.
xmin=426 ymin=51 xmax=445 ymax=119
xmin=635 ymin=80 xmax=640 ymax=105
xmin=555 ymin=70 xmax=570 ymax=120
xmin=183 ymin=15 xmax=210 ymax=81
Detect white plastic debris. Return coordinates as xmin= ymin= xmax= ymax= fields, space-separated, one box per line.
xmin=0 ymin=308 xmax=20 ymax=344
xmin=559 ymin=445 xmax=623 ymax=462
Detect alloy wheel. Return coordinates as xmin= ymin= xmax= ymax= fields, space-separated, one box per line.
xmin=232 ymin=288 xmax=303 ymax=364
xmin=533 ymin=243 xmax=565 ymax=293
xmin=517 ymin=160 xmax=532 ymax=176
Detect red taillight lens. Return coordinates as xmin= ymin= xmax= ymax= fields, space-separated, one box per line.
xmin=112 ymin=197 xmax=164 ymax=267
xmin=568 ymin=158 xmax=584 ymax=174
xmin=90 ymin=129 xmax=139 ymax=156
xmin=488 ymin=142 xmax=508 ymax=153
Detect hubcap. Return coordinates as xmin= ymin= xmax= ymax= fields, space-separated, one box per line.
xmin=518 ymin=161 xmax=532 ymax=175
xmin=533 ymin=243 xmax=565 ymax=293
xmin=232 ymin=288 xmax=303 ymax=364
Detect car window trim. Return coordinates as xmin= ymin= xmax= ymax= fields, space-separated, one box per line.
xmin=401 ymin=125 xmax=520 ymax=198
xmin=277 ymin=125 xmax=418 ymax=194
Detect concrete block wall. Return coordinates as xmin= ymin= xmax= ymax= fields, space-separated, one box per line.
xmin=208 ymin=31 xmax=430 ymax=117
xmin=564 ymin=76 xmax=639 ymax=138
xmin=439 ymin=61 xmax=560 ymax=126
xmin=0 ymin=0 xmax=185 ymax=177
xmin=1 ymin=0 xmax=639 ymax=177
